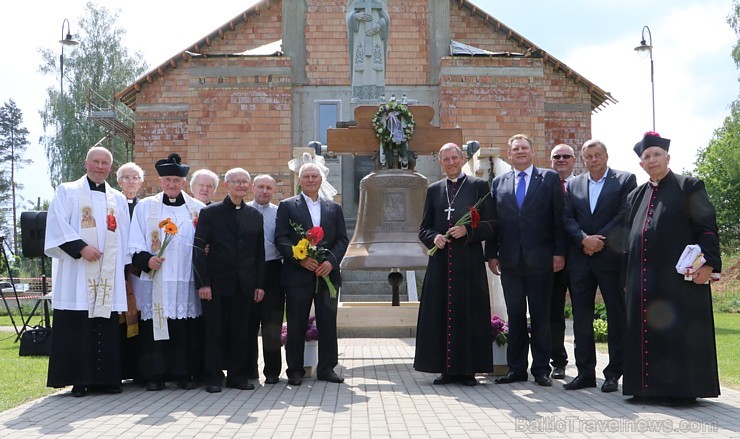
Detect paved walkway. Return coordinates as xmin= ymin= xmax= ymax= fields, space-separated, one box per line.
xmin=1 ymin=335 xmax=739 ymax=438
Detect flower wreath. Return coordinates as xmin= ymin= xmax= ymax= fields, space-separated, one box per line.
xmin=372 ymin=100 xmax=415 ymax=168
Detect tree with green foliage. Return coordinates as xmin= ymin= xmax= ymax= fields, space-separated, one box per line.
xmin=0 ymin=99 xmax=31 ymax=255
xmin=38 ymin=2 xmax=147 ymax=188
xmin=694 ymin=1 xmax=740 ymax=249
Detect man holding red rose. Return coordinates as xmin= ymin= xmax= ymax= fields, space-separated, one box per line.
xmin=414 ymin=143 xmax=495 ymax=386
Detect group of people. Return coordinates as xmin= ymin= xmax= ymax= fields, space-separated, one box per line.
xmin=44 ymin=132 xmax=721 ymax=406
xmin=415 ymin=134 xmax=722 ymax=406
xmin=44 ymin=148 xmax=348 ymax=396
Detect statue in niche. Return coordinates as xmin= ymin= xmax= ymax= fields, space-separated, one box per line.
xmin=347 ymin=0 xmax=390 ymax=101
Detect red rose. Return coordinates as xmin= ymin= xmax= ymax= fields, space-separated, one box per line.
xmin=307 ymin=226 xmax=324 ymax=245
xmin=469 ymin=207 xmax=480 ymax=229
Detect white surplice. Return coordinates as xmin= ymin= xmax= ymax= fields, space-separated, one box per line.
xmin=44 ymin=176 xmax=130 ymax=313
xmin=128 ymin=192 xmax=203 ymax=326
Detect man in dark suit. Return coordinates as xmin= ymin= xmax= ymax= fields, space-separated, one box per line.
xmin=193 ymin=168 xmax=266 ymax=393
xmin=549 ymin=144 xmax=576 ymax=381
xmin=487 ymin=134 xmax=566 ymax=387
xmin=561 ymin=140 xmax=636 ymax=392
xmin=275 ymin=163 xmax=349 ymax=386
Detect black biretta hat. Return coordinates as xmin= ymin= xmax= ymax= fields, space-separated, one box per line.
xmin=633 ymin=131 xmax=671 ymax=157
xmin=155 ymin=153 xmax=190 ymax=177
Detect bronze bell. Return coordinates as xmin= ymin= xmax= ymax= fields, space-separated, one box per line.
xmin=341 ymin=169 xmax=429 ymax=271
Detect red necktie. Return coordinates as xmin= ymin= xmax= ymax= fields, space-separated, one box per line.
xmin=561 ymin=179 xmax=567 ymax=193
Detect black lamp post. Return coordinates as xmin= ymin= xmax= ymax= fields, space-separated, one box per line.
xmin=59 ymin=19 xmax=79 ymax=178
xmin=634 ymin=25 xmax=655 ymax=131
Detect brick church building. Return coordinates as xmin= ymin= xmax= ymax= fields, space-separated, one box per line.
xmin=117 ymin=0 xmax=613 ymax=217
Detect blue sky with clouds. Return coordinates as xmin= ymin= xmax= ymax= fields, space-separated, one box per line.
xmin=1 ymin=0 xmax=736 ymax=206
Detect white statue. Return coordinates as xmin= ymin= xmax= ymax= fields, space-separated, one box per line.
xmin=347 ymin=0 xmax=389 ymax=101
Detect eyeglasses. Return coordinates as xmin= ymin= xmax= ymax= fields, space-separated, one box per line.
xmin=120 ymin=176 xmax=141 ymax=182
xmin=227 ymin=180 xmax=251 ymax=186
xmin=551 ymin=155 xmax=574 ymax=160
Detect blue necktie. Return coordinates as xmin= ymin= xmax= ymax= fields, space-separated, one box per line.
xmin=516 ymin=171 xmax=527 ymax=208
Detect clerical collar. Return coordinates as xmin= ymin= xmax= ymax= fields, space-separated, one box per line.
xmin=225 ymin=195 xmax=245 ymax=210
xmin=447 ymin=173 xmax=466 ymax=184
xmin=163 ymin=192 xmax=185 ymax=206
xmin=86 ymin=177 xmax=106 ymax=193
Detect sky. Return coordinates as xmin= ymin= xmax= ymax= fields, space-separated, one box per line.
xmin=1 ymin=0 xmax=736 ymax=209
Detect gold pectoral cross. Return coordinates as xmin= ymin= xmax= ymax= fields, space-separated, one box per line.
xmin=153 ymin=303 xmax=165 ymax=329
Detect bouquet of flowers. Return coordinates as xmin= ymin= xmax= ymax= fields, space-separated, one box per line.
xmin=290 ymin=220 xmax=337 ymax=298
xmin=491 ymin=314 xmax=509 ymax=346
xmin=281 ymin=316 xmax=319 ymax=346
xmin=428 ymin=192 xmax=490 ymax=256
xmin=151 ymin=217 xmax=178 ymax=275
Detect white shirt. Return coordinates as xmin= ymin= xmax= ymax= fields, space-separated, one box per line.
xmin=301 ymin=192 xmax=322 ymax=227
xmin=588 ymin=167 xmax=609 ymax=213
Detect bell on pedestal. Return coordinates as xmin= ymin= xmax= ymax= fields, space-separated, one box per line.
xmin=341 ymin=169 xmax=429 ymax=271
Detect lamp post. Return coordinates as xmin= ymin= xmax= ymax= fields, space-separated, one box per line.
xmin=634 ymin=25 xmax=655 ymax=131
xmin=59 ymin=19 xmax=79 ymax=179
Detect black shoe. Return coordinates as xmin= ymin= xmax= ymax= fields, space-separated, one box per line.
xmin=551 ymin=367 xmax=566 ymax=380
xmin=317 ymin=371 xmax=345 ymax=383
xmin=534 ymin=375 xmax=553 ymax=387
xmin=601 ymin=376 xmax=619 ymax=393
xmin=70 ymin=385 xmax=87 ymax=397
xmin=177 ymin=379 xmax=197 ymax=390
xmin=433 ymin=374 xmax=455 ymax=385
xmin=101 ymin=385 xmax=122 ymax=394
xmin=205 ymin=384 xmax=222 ymax=393
xmin=146 ymin=381 xmax=165 ymax=391
xmin=287 ymin=374 xmax=303 ymax=386
xmin=460 ymin=375 xmax=478 ymax=386
xmin=563 ymin=375 xmax=596 ymax=390
xmin=495 ymin=372 xmax=528 ymax=384
xmin=226 ymin=380 xmax=255 ymax=390
xmin=264 ymin=376 xmax=280 ymax=385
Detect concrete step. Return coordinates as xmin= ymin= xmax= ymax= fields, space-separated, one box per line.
xmin=341 ymin=294 xmax=409 ymax=302
xmin=341 ymin=280 xmax=406 ymax=296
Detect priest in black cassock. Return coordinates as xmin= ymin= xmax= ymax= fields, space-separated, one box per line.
xmin=624 ymin=132 xmax=722 ymax=405
xmin=414 ymin=143 xmax=495 ymax=386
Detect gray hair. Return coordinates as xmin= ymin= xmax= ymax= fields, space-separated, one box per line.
xmin=550 ymin=144 xmax=574 ymax=158
xmin=438 ymin=143 xmax=463 ymax=158
xmin=190 ymin=169 xmax=220 ymax=192
xmin=224 ymin=168 xmax=251 ymax=182
xmin=581 ymin=139 xmax=607 ymax=155
xmin=86 ymin=146 xmax=113 ymax=162
xmin=116 ymin=162 xmax=144 ymax=180
xmin=252 ymin=174 xmax=276 ymax=186
xmin=298 ymin=163 xmax=322 ymax=178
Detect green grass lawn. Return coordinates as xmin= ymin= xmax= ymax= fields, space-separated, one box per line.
xmin=595 ymin=313 xmax=740 ymax=390
xmin=0 ymin=333 xmax=56 ymax=412
xmin=715 ymin=313 xmax=740 ymax=390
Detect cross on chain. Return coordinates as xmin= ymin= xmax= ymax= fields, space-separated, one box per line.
xmin=444 ymin=206 xmax=455 ymax=221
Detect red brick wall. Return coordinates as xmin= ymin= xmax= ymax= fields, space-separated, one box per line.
xmin=133 ymin=57 xmax=294 ymax=200
xmin=440 ymin=57 xmax=549 ymax=165
xmin=201 ymin=2 xmax=283 ymax=55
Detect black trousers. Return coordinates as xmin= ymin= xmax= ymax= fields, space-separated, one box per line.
xmin=247 ymin=260 xmax=285 ymax=379
xmin=285 ymin=282 xmax=338 ymax=379
xmin=138 ymin=317 xmax=203 ymax=382
xmin=500 ymin=261 xmax=553 ymax=377
xmin=202 ymin=294 xmax=251 ymax=386
xmin=569 ymin=267 xmax=626 ymax=379
xmin=550 ymin=268 xmax=569 ymax=369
